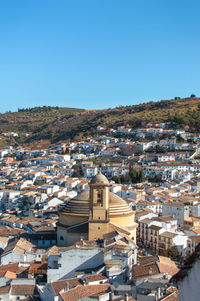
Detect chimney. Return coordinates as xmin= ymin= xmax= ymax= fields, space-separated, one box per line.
xmin=157 ymin=287 xmax=161 ymax=299
xmin=64 ymin=282 xmax=69 ymax=292
xmin=124 ymin=293 xmax=129 ymax=301
xmin=109 ymin=292 xmax=115 ymax=300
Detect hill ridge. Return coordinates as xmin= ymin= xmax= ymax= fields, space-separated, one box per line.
xmin=0 ymin=97 xmax=200 ymax=144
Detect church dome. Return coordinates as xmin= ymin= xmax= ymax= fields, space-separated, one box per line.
xmin=60 ymin=190 xmax=133 ymax=217
xmin=58 ymin=173 xmax=137 ymax=245
xmin=58 ymin=171 xmax=136 ymax=232
xmin=57 ymin=172 xmax=136 ymax=245
xmin=89 ymin=170 xmax=110 ymax=186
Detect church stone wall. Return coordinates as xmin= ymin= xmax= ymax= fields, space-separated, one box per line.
xmin=59 ymin=213 xmax=87 ymax=227
xmin=89 ymin=221 xmax=110 ymax=240
xmin=110 ymin=214 xmax=135 ymax=227
xmin=57 ymin=224 xmax=88 ymax=246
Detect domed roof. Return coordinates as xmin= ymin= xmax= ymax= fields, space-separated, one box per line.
xmin=61 ymin=190 xmax=133 ymax=217
xmin=90 ymin=170 xmax=110 ymax=186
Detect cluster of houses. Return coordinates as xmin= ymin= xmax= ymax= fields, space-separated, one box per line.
xmin=0 ymin=227 xmax=180 ymax=301
xmin=0 ymin=126 xmax=199 ymax=300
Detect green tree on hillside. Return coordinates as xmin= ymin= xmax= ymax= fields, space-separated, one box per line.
xmin=129 ymin=166 xmax=145 ymax=183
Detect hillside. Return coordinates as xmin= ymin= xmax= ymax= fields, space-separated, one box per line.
xmin=0 ymin=97 xmax=200 ymax=144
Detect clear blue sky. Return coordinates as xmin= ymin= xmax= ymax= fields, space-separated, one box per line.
xmin=0 ymin=0 xmax=199 ymax=113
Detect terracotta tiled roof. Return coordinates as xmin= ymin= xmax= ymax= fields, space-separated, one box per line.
xmin=11 ymin=284 xmax=38 ymax=296
xmin=85 ymin=274 xmax=107 ymax=282
xmin=0 ymin=285 xmax=10 ymax=294
xmin=48 ymin=245 xmax=69 ymax=254
xmin=66 ymin=278 xmax=83 ymax=288
xmin=51 ymin=274 xmax=106 ymax=296
xmin=51 ymin=280 xmax=71 ymax=296
xmin=148 ymin=225 xmax=162 ymax=231
xmin=2 ymin=238 xmax=33 ymax=257
xmin=59 ymin=284 xmax=109 ymax=301
xmin=51 ymin=278 xmax=82 ymax=295
xmin=0 ymin=263 xmax=28 ymax=279
xmin=138 ymin=256 xmax=158 ymax=266
xmin=136 ymin=256 xmax=180 ymax=278
xmin=0 ymin=236 xmax=9 ymax=243
xmin=166 ymin=286 xmax=178 ymax=294
xmin=159 ymin=232 xmax=177 ymax=239
xmin=0 ymin=263 xmax=19 ymax=272
xmin=139 ymin=218 xmax=153 ymax=225
xmin=0 ymin=226 xmax=26 ymax=237
xmin=153 ymin=216 xmax=176 ymax=222
xmin=190 ymin=227 xmax=200 ymax=234
xmin=161 ymin=290 xmax=179 ymax=300
xmin=0 ymin=271 xmax=6 ymax=278
xmin=4 ymin=269 xmax=28 ymax=279
xmin=135 ymin=208 xmax=153 ymax=218
xmin=28 ymin=262 xmax=47 ymax=275
xmin=157 ymin=262 xmax=179 ymax=277
xmin=132 ymin=263 xmax=160 ymax=279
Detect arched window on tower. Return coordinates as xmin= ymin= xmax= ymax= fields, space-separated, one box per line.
xmin=97 ymin=189 xmax=103 ymax=206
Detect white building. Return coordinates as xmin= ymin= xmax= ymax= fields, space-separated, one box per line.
xmin=83 ymin=166 xmax=99 ymax=178
xmin=162 ymin=202 xmax=189 ymax=228
xmin=47 ymin=245 xmax=104 ymax=282
xmin=37 ymin=185 xmax=60 ymax=195
xmin=157 ymin=153 xmax=175 ymax=162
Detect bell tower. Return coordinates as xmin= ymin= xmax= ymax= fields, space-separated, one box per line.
xmin=88 ymin=170 xmax=110 ymax=240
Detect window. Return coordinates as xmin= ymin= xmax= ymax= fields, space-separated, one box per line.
xmin=97 ymin=189 xmax=102 ymax=204
xmin=60 ymin=236 xmax=64 ymax=241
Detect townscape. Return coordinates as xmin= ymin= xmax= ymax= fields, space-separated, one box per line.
xmin=0 ymin=122 xmax=199 ymax=300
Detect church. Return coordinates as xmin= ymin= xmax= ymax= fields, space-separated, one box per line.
xmin=57 ymin=171 xmax=137 ymax=246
